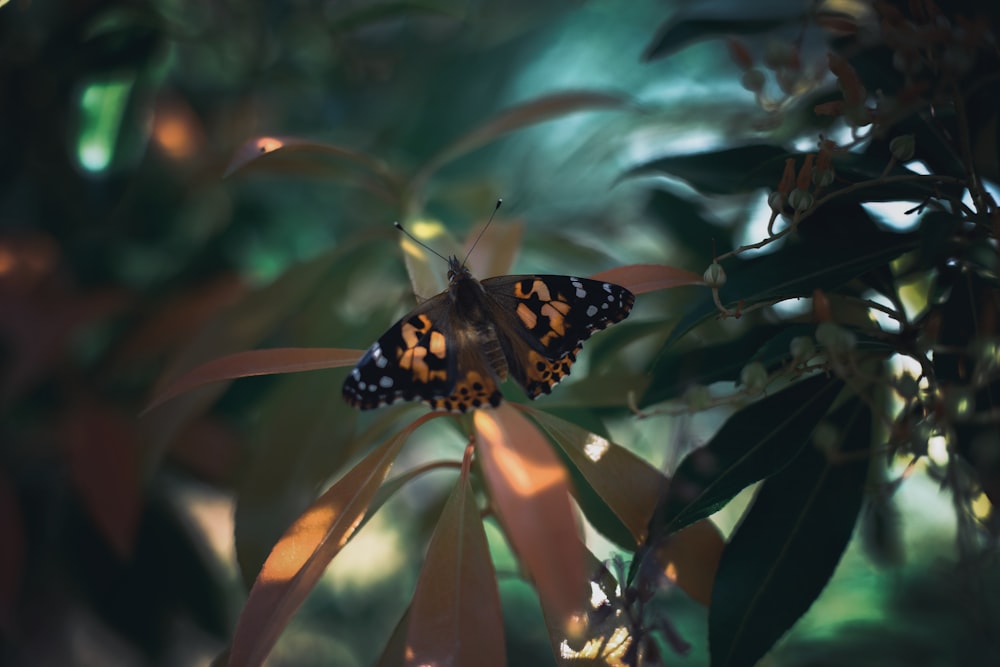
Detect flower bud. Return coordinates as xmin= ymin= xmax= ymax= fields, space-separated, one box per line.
xmin=788 ymin=188 xmax=814 ymax=211
xmin=815 ymin=322 xmax=857 ymax=355
xmin=889 ymin=134 xmax=915 ymax=161
xmin=703 ymin=262 xmax=726 ymax=287
xmin=740 ymin=361 xmax=768 ymax=394
xmin=790 ymin=336 xmax=816 ymax=363
xmin=683 ymin=384 xmax=712 ymax=411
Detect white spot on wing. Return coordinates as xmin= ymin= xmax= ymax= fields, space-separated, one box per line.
xmin=379 ymin=376 xmax=394 ymax=388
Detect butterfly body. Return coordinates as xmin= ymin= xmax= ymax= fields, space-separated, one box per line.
xmin=343 ymin=256 xmax=634 ymax=412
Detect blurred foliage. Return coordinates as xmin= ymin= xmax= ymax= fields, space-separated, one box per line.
xmin=2 ymin=0 xmax=1000 ymax=666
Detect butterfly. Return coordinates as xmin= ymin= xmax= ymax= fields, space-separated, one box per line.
xmin=342 ymin=217 xmax=635 ymax=412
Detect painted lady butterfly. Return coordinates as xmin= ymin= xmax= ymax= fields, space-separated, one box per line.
xmin=343 ymin=219 xmax=634 ymax=412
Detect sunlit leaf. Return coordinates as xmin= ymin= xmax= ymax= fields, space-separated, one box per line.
xmin=413 ymin=91 xmax=635 ymax=193
xmin=523 ymin=406 xmax=667 ymax=546
xmin=404 ymin=465 xmax=505 ymax=667
xmin=0 ymin=468 xmax=24 ymax=636
xmin=229 ymin=412 xmax=443 ymax=667
xmin=654 ymin=519 xmax=724 ymax=607
xmin=475 ymin=404 xmax=585 ymax=626
xmin=591 ymin=263 xmax=704 ymax=295
xmin=709 ymin=397 xmax=872 ymax=667
xmin=63 ymin=403 xmax=142 ymax=560
xmin=143 ymin=347 xmax=362 ymax=413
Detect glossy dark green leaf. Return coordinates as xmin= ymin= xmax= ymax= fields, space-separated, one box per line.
xmin=625 ymin=145 xmax=789 ymax=194
xmin=709 ymin=396 xmax=872 ymax=667
xmin=649 ymin=373 xmax=844 ymax=537
xmin=824 ymin=151 xmax=942 ymax=203
xmin=649 ymin=229 xmax=919 ymax=359
xmin=644 ymin=188 xmax=735 ymax=258
xmin=644 ymin=324 xmax=788 ymax=406
xmin=642 ymin=15 xmax=796 ymax=61
xmin=917 ymin=211 xmax=964 ymax=268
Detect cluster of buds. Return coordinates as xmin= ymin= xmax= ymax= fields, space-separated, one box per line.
xmin=727 ymin=37 xmax=825 ymax=117
xmin=768 ymin=139 xmax=837 ymax=222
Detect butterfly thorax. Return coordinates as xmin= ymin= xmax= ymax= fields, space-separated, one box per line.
xmin=446 ymin=257 xmax=509 ymax=382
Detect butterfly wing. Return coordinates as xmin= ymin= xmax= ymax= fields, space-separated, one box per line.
xmin=342 ymin=296 xmax=503 ymax=412
xmin=480 ymin=275 xmax=635 ymax=398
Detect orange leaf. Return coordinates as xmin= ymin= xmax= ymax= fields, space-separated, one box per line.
xmin=655 ymin=519 xmax=724 ymax=606
xmin=229 ymin=412 xmax=442 ymax=667
xmin=0 ymin=469 xmax=24 ymax=636
xmin=590 ymin=263 xmax=704 ymax=295
xmin=474 ymin=404 xmax=585 ymax=625
xmin=63 ymin=404 xmax=143 ymax=560
xmin=523 ymin=406 xmax=667 ymax=545
xmin=404 ymin=469 xmax=505 ymax=667
xmin=143 ymin=347 xmax=362 ymax=413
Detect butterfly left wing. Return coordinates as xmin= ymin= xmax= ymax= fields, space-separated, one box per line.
xmin=343 ymin=297 xmax=504 ymax=412
xmin=480 ymin=275 xmax=635 ymax=398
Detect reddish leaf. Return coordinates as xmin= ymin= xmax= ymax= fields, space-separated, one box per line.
xmin=0 ymin=469 xmax=24 ymax=636
xmin=412 ymin=91 xmax=634 ymax=192
xmin=113 ymin=274 xmax=247 ymax=365
xmin=229 ymin=412 xmax=442 ymax=667
xmin=63 ymin=404 xmax=143 ymax=560
xmin=224 ymin=135 xmax=396 ymax=184
xmin=523 ymin=406 xmax=667 ymax=545
xmin=143 ymin=347 xmax=362 ymax=413
xmin=474 ymin=404 xmax=585 ymax=626
xmin=404 ymin=460 xmax=505 ymax=667
xmin=655 ymin=519 xmax=724 ymax=607
xmin=590 ymin=264 xmax=705 ymax=295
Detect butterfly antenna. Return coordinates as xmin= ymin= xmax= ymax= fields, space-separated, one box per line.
xmin=394 ymin=221 xmax=450 ymax=263
xmin=461 ymin=198 xmax=502 ymax=268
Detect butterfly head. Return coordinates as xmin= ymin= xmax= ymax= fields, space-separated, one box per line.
xmin=446 ymin=255 xmax=473 ymax=283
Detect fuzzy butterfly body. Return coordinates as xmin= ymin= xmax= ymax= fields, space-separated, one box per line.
xmin=343 ymin=256 xmax=634 ymax=412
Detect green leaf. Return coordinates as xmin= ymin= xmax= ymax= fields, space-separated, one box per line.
xmin=644 ymin=324 xmax=789 ymax=406
xmin=526 ymin=407 xmax=668 ymax=548
xmin=649 ymin=373 xmax=844 ymax=536
xmin=709 ymin=396 xmax=872 ymax=667
xmin=642 ymin=14 xmax=798 ymax=61
xmin=649 ymin=228 xmax=919 ymax=357
xmin=625 ymin=145 xmax=789 ymax=194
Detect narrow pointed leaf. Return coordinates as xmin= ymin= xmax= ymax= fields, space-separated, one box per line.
xmin=229 ymin=412 xmax=442 ymax=667
xmin=413 ymin=91 xmax=634 ymax=191
xmin=63 ymin=404 xmax=142 ymax=559
xmin=405 ymin=474 xmax=505 ymax=667
xmin=654 ymin=519 xmax=724 ymax=607
xmin=475 ymin=404 xmax=585 ymax=625
xmin=709 ymin=397 xmax=872 ymax=667
xmin=590 ymin=264 xmax=704 ymax=295
xmin=224 ymin=135 xmax=396 ymax=184
xmin=650 ymin=374 xmax=844 ymax=536
xmin=524 ymin=406 xmax=667 ymax=546
xmin=143 ymin=347 xmax=362 ymax=413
